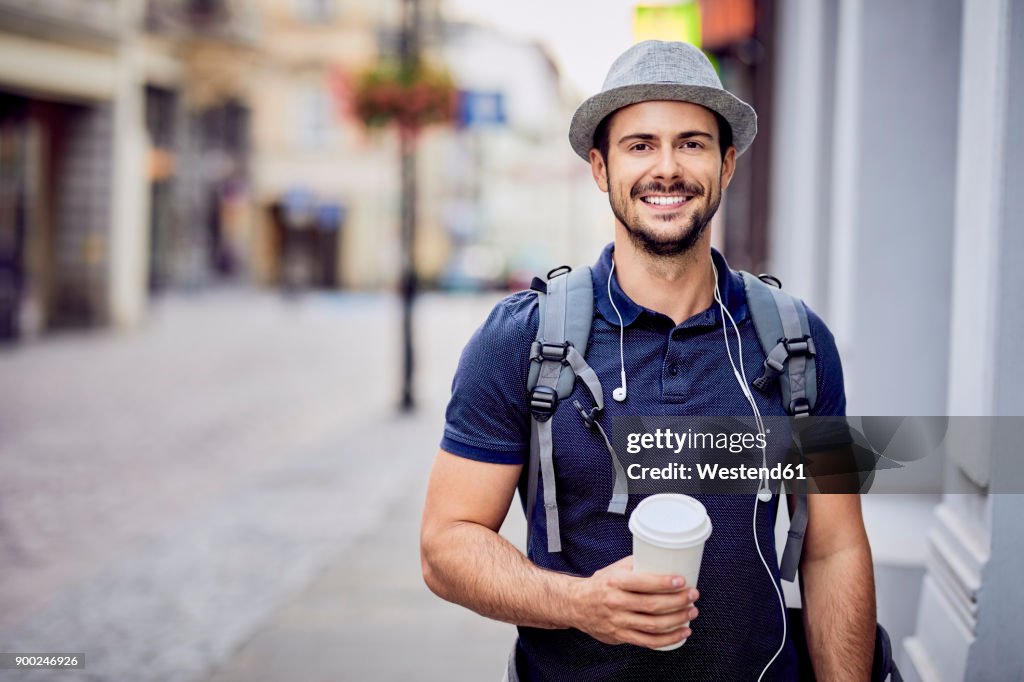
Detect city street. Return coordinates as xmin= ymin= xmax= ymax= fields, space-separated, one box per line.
xmin=0 ymin=288 xmax=519 ymax=681
xmin=3 ymin=0 xmax=1019 ymax=677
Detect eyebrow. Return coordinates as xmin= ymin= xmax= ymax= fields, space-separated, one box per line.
xmin=617 ymin=131 xmax=714 ymax=144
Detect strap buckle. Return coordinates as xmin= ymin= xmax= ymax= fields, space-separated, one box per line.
xmin=529 ymin=385 xmax=558 ymax=421
xmin=572 ymin=399 xmax=600 ymax=429
xmin=754 ymin=335 xmax=816 ymax=394
xmin=533 ymin=340 xmax=571 ymax=364
xmin=763 ymin=355 xmax=786 ymax=374
xmin=789 ymin=396 xmax=811 ymax=417
xmin=782 ymin=335 xmax=816 ymax=357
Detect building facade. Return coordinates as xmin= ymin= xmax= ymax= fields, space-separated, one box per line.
xmin=770 ymin=0 xmax=1023 ymax=679
xmin=0 ymin=0 xmax=140 ymax=337
xmin=0 ymin=0 xmax=260 ymax=339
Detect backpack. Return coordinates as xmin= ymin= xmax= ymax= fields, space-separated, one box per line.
xmin=520 ymin=264 xmax=904 ymax=682
xmin=520 ymin=262 xmax=905 ymax=675
xmin=524 ymin=264 xmax=816 ymax=579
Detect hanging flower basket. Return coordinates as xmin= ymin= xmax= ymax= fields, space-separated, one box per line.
xmin=352 ymin=61 xmax=457 ymax=132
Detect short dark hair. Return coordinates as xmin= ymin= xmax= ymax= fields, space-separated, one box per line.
xmin=593 ymin=107 xmax=733 ymax=161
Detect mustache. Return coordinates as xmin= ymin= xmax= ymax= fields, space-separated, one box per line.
xmin=630 ymin=181 xmax=705 ymax=199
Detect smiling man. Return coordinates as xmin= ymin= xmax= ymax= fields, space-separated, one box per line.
xmin=592 ymin=100 xmax=732 ymax=259
xmin=421 ymin=41 xmax=876 ymax=681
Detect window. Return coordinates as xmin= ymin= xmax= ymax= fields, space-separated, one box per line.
xmin=293 ymin=85 xmax=334 ymax=151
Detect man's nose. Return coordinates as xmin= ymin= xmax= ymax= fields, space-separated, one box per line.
xmin=651 ymin=146 xmax=682 ymax=180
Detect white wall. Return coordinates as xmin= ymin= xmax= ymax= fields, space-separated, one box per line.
xmin=770 ymin=0 xmax=968 ymax=674
xmin=773 ymin=0 xmax=1024 ymax=679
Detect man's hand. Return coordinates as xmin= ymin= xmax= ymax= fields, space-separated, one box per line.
xmin=422 ymin=451 xmax=699 ymax=651
xmin=570 ymin=556 xmax=700 ymax=649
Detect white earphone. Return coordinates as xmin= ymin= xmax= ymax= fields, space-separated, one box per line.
xmin=607 ymin=260 xmax=628 ymax=402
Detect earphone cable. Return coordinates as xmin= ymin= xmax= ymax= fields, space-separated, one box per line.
xmin=608 ymin=260 xmax=628 ymax=399
xmin=712 ymin=260 xmax=786 ymax=682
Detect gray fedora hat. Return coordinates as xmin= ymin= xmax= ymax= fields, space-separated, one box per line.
xmin=569 ymin=40 xmax=757 ymax=160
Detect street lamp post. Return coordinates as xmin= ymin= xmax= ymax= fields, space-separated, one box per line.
xmin=398 ymin=0 xmax=420 ymax=412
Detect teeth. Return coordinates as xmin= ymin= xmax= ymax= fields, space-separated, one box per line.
xmin=643 ymin=196 xmax=687 ymax=205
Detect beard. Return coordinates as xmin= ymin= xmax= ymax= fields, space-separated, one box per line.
xmin=608 ymin=176 xmax=722 ymax=258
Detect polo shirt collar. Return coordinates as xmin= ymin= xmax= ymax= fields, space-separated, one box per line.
xmin=591 ymin=242 xmax=749 ymax=329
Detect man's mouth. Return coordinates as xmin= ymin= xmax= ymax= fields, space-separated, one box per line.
xmin=640 ymin=195 xmax=693 ymax=208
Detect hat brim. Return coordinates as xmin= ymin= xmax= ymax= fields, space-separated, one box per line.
xmin=569 ymin=83 xmax=757 ymax=161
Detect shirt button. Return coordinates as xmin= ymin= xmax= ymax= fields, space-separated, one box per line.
xmin=668 ymin=364 xmax=679 ymax=376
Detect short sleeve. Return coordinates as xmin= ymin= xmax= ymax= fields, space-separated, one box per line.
xmin=805 ymin=304 xmax=847 ymax=417
xmin=440 ymin=292 xmax=538 ymax=464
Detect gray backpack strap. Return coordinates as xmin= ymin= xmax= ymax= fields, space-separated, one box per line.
xmin=525 ymin=266 xmax=595 ymax=554
xmin=740 ymin=271 xmax=818 ymax=583
xmin=741 ymin=271 xmax=818 ymax=416
xmin=780 ymin=490 xmax=809 ymax=582
xmin=526 ymin=423 xmax=541 ymax=549
xmin=565 ymin=347 xmax=627 ymax=515
xmin=532 ymin=418 xmax=560 ymax=552
xmin=526 ymin=266 xmax=595 ymax=399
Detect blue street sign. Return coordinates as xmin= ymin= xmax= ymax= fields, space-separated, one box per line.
xmin=457 ymin=90 xmax=507 ymax=128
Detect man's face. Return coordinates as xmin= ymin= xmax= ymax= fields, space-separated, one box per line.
xmin=589 ymin=100 xmax=736 ymax=258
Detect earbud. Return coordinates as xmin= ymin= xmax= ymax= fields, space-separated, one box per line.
xmin=758 ymin=488 xmax=773 ymax=503
xmin=613 ymin=382 xmax=627 ymax=402
xmin=613 ymin=368 xmax=628 ymax=402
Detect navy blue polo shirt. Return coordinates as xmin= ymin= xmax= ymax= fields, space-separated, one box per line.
xmin=441 ymin=243 xmax=846 ymax=681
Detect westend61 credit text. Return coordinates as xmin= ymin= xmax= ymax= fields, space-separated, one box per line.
xmin=626 ymin=461 xmax=807 ymax=481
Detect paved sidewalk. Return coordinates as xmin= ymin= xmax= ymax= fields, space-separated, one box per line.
xmin=206 ymin=411 xmax=523 ymax=682
xmin=0 ymin=288 xmax=517 ymax=682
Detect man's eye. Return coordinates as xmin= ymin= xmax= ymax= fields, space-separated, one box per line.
xmin=681 ymin=140 xmax=703 ymax=150
xmin=630 ymin=143 xmax=652 ymax=152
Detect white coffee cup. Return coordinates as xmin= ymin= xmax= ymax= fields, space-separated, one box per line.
xmin=628 ymin=494 xmax=712 ymax=651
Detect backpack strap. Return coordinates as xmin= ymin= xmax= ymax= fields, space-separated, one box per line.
xmin=524 ymin=266 xmax=591 ymax=553
xmin=740 ymin=272 xmax=818 ymax=417
xmin=740 ymin=271 xmax=818 ymax=582
xmin=779 ymin=488 xmax=809 ymax=582
xmin=524 ymin=266 xmax=625 ymax=555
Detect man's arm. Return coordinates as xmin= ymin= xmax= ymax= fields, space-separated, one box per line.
xmin=798 ymin=493 xmax=876 ymax=681
xmin=420 ymin=449 xmax=700 ymax=649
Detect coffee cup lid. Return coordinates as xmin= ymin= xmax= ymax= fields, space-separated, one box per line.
xmin=628 ymin=494 xmax=712 ymax=549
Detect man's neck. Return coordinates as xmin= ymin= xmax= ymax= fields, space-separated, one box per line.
xmin=612 ymin=229 xmax=716 ymax=326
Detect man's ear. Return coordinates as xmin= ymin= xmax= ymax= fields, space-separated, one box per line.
xmin=589 ymin=149 xmax=609 ymax=193
xmin=720 ymin=146 xmax=737 ymax=190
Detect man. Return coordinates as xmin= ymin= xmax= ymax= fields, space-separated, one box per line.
xmin=421 ymin=41 xmax=875 ymax=680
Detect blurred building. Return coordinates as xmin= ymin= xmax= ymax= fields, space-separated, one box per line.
xmin=142 ymin=0 xmax=260 ymax=292
xmin=769 ymin=0 xmax=1023 ymax=679
xmin=0 ymin=0 xmax=139 ymax=338
xmin=0 ymin=0 xmax=480 ymax=341
xmin=248 ymin=5 xmax=602 ymax=293
xmin=436 ymin=21 xmax=605 ymax=290
xmin=0 ymin=0 xmax=259 ymax=341
xmin=246 ymin=0 xmax=458 ymax=291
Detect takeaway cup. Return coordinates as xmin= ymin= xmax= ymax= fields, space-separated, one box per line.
xmin=628 ymin=494 xmax=712 ymax=651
